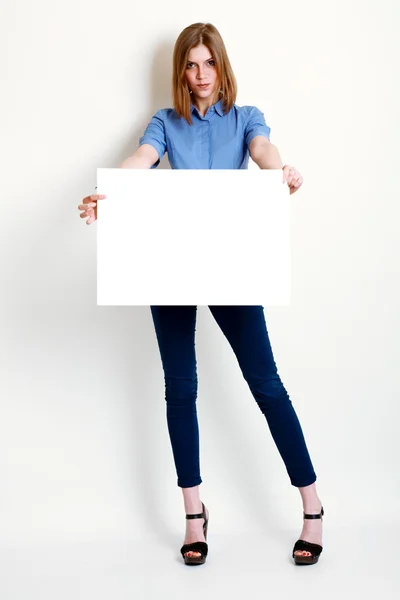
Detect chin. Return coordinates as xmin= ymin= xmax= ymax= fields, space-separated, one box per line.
xmin=201 ymin=87 xmax=215 ymax=96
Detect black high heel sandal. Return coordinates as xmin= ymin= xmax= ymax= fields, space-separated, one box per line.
xmin=180 ymin=501 xmax=209 ymax=566
xmin=292 ymin=506 xmax=324 ymax=565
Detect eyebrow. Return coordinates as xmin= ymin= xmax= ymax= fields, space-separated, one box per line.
xmin=187 ymin=57 xmax=214 ymax=64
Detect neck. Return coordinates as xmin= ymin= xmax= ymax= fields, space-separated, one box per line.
xmin=192 ymin=93 xmax=220 ymax=116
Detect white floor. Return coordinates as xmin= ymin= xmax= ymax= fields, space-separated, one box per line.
xmin=0 ymin=522 xmax=397 ymax=600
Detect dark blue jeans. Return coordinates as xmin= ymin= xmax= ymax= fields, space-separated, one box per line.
xmin=150 ymin=305 xmax=317 ymax=489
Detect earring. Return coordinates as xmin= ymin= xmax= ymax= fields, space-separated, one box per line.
xmin=189 ymin=89 xmax=193 ymax=94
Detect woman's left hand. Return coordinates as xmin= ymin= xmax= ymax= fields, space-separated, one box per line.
xmin=282 ymin=165 xmax=303 ymax=195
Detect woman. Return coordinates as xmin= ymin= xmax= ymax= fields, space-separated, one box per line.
xmin=78 ymin=22 xmax=324 ymax=567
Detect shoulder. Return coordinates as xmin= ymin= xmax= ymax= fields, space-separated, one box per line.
xmin=150 ymin=108 xmax=165 ymax=119
xmin=239 ymin=105 xmax=264 ymax=118
xmin=231 ymin=104 xmax=258 ymax=112
xmin=145 ymin=108 xmax=179 ymax=129
xmin=158 ymin=107 xmax=178 ymax=118
xmin=230 ymin=104 xmax=265 ymax=123
xmin=155 ymin=107 xmax=184 ymax=125
xmin=148 ymin=108 xmax=175 ymax=122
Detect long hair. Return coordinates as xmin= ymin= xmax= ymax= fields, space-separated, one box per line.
xmin=172 ymin=23 xmax=238 ymax=126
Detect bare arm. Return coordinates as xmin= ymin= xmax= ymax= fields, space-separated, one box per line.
xmin=119 ymin=144 xmax=159 ymax=169
xmin=249 ymin=136 xmax=283 ymax=169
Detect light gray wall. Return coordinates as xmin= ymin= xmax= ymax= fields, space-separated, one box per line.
xmin=0 ymin=0 xmax=398 ymax=545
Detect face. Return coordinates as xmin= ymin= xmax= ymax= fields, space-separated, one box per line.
xmin=185 ymin=44 xmax=219 ymax=104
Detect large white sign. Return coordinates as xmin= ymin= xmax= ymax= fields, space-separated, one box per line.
xmin=96 ymin=168 xmax=291 ymax=306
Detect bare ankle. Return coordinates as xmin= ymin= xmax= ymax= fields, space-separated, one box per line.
xmin=181 ymin=485 xmax=202 ymax=513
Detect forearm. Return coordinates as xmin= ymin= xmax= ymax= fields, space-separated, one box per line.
xmin=119 ymin=154 xmax=152 ymax=169
xmin=251 ymin=141 xmax=283 ymax=169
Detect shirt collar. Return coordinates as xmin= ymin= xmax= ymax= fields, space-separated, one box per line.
xmin=190 ymin=97 xmax=225 ymax=117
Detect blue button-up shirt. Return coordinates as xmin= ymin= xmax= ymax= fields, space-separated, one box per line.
xmin=138 ymin=98 xmax=271 ymax=169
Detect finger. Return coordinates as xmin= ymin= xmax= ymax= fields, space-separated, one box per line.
xmin=80 ymin=207 xmax=95 ymax=218
xmin=78 ymin=203 xmax=96 ymax=210
xmin=282 ymin=165 xmax=290 ymax=182
xmin=81 ymin=194 xmax=106 ymax=203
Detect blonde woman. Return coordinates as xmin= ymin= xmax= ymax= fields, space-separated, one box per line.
xmin=78 ymin=22 xmax=324 ymax=567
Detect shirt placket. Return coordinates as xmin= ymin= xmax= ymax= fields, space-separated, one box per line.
xmin=200 ymin=107 xmax=214 ymax=168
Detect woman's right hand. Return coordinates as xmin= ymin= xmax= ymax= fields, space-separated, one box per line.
xmin=78 ymin=193 xmax=107 ymax=225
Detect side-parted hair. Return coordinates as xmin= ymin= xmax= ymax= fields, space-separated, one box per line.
xmin=172 ymin=22 xmax=238 ymax=126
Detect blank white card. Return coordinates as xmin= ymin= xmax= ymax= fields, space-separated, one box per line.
xmin=96 ymin=168 xmax=291 ymax=306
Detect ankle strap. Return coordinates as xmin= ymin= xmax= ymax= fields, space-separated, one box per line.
xmin=186 ymin=501 xmax=205 ymax=520
xmin=304 ymin=506 xmax=324 ymax=519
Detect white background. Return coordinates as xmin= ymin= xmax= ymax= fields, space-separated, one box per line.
xmin=0 ymin=0 xmax=399 ymax=597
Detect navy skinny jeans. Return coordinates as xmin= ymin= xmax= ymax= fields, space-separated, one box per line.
xmin=150 ymin=305 xmax=317 ymax=489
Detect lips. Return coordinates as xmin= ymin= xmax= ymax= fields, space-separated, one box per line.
xmin=198 ymin=84 xmax=210 ymax=88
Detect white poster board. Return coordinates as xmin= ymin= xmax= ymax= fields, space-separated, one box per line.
xmin=96 ymin=168 xmax=291 ymax=306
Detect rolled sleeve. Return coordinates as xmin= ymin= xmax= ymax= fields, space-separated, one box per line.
xmin=244 ymin=106 xmax=271 ymax=150
xmin=138 ymin=109 xmax=167 ymax=168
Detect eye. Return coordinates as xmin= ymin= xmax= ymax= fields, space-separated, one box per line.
xmin=186 ymin=60 xmax=216 ymax=68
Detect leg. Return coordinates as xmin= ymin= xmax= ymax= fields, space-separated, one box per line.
xmin=150 ymin=305 xmax=201 ymax=488
xmin=208 ymin=305 xmax=317 ymax=487
xmin=208 ymin=305 xmax=322 ymax=557
xmin=150 ymin=305 xmax=207 ymax=558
